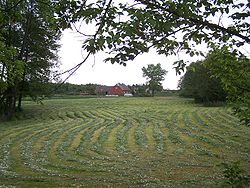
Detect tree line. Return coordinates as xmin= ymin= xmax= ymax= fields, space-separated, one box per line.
xmin=49 ymin=83 xmax=97 ymax=96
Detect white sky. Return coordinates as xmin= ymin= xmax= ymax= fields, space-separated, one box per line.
xmin=59 ymin=29 xmax=203 ymax=90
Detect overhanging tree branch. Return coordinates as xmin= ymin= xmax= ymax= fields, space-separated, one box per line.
xmin=53 ymin=0 xmax=113 ymax=91
xmin=2 ymin=0 xmax=23 ymax=12
xmin=136 ymin=0 xmax=250 ymax=43
xmin=193 ymin=19 xmax=250 ymax=43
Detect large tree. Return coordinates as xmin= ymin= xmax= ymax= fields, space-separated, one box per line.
xmin=179 ymin=60 xmax=227 ymax=104
xmin=142 ymin=63 xmax=167 ymax=96
xmin=0 ymin=0 xmax=60 ymax=120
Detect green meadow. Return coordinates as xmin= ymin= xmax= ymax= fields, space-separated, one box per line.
xmin=0 ymin=97 xmax=249 ymax=187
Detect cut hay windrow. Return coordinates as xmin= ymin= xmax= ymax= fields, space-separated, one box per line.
xmin=0 ymin=97 xmax=249 ymax=187
xmin=115 ymin=119 xmax=132 ymax=153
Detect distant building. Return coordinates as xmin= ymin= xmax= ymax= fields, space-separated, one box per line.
xmin=115 ymin=83 xmax=131 ymax=95
xmin=95 ymin=85 xmax=111 ymax=95
xmin=95 ymin=83 xmax=132 ymax=96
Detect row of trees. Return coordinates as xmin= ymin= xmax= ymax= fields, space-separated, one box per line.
xmin=0 ymin=0 xmax=60 ymax=120
xmin=50 ymin=83 xmax=97 ymax=96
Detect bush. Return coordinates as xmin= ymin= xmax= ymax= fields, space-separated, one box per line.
xmin=221 ymin=161 xmax=249 ymax=188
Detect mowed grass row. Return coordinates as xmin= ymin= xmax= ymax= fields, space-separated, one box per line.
xmin=0 ymin=97 xmax=249 ymax=187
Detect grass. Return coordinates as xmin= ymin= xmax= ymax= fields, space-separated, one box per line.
xmin=0 ymin=96 xmax=249 ymax=187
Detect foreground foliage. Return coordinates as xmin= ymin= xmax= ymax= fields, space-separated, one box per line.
xmin=221 ymin=161 xmax=249 ymax=188
xmin=205 ymin=47 xmax=250 ymax=126
xmin=0 ymin=97 xmax=249 ymax=187
xmin=56 ymin=0 xmax=249 ymax=64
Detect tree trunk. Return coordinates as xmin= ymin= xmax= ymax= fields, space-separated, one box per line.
xmin=152 ymin=89 xmax=155 ymax=97
xmin=14 ymin=8 xmax=32 ymax=113
xmin=17 ymin=50 xmax=28 ymax=112
xmin=1 ymin=86 xmax=17 ymax=120
xmin=17 ymin=93 xmax=22 ymax=111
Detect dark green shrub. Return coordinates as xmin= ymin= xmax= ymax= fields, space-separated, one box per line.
xmin=221 ymin=161 xmax=249 ymax=188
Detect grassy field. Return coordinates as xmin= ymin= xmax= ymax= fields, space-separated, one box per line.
xmin=0 ymin=97 xmax=249 ymax=187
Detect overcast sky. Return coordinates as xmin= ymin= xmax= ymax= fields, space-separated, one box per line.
xmin=59 ymin=29 xmax=204 ymax=90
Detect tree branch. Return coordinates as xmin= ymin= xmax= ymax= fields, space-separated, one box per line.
xmin=193 ymin=19 xmax=250 ymax=43
xmin=2 ymin=0 xmax=23 ymax=12
xmin=136 ymin=0 xmax=250 ymax=43
xmin=53 ymin=0 xmax=113 ymax=93
xmin=72 ymin=24 xmax=95 ymax=37
xmin=52 ymin=51 xmax=92 ymax=92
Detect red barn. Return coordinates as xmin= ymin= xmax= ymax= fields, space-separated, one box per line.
xmin=96 ymin=83 xmax=132 ymax=96
xmin=109 ymin=85 xmax=124 ymax=96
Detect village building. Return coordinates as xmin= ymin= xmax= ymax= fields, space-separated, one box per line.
xmin=95 ymin=83 xmax=132 ymax=96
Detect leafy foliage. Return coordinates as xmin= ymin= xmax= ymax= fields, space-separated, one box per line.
xmin=205 ymin=47 xmax=250 ymax=126
xmin=129 ymin=84 xmax=151 ymax=97
xmin=179 ymin=60 xmax=227 ymax=104
xmin=0 ymin=0 xmax=61 ymax=119
xmin=221 ymin=161 xmax=249 ymax=188
xmin=55 ymin=0 xmax=249 ymax=65
xmin=142 ymin=63 xmax=167 ymax=96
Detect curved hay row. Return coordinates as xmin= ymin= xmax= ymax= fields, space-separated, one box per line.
xmin=0 ymin=98 xmax=249 ymax=187
xmin=12 ymin=120 xmax=81 ymax=176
